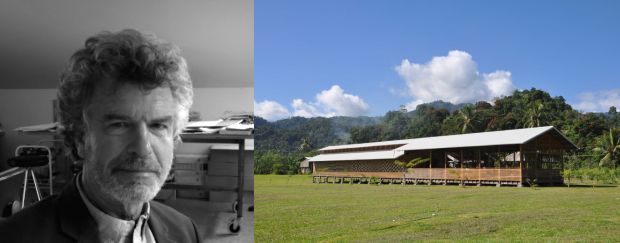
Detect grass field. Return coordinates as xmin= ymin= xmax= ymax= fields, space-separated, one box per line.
xmin=255 ymin=175 xmax=620 ymax=242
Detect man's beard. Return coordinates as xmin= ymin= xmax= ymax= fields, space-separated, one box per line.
xmin=84 ymin=147 xmax=170 ymax=204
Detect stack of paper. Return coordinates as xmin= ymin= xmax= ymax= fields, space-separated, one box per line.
xmin=183 ymin=117 xmax=253 ymax=135
xmin=14 ymin=122 xmax=61 ymax=133
xmin=220 ymin=123 xmax=254 ymax=135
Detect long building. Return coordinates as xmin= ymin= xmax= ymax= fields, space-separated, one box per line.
xmin=309 ymin=126 xmax=577 ymax=186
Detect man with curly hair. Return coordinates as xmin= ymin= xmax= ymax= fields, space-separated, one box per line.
xmin=0 ymin=29 xmax=200 ymax=243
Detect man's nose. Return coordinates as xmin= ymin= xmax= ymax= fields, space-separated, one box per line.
xmin=128 ymin=123 xmax=153 ymax=157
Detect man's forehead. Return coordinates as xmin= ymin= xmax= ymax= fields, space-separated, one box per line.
xmin=86 ymin=80 xmax=178 ymax=119
xmin=92 ymin=79 xmax=168 ymax=97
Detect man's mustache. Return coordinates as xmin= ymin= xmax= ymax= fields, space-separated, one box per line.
xmin=112 ymin=154 xmax=161 ymax=174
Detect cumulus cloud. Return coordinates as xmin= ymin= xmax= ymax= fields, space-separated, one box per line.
xmin=255 ymin=85 xmax=370 ymax=120
xmin=291 ymin=98 xmax=324 ymax=117
xmin=395 ymin=50 xmax=516 ymax=105
xmin=573 ymin=89 xmax=620 ymax=112
xmin=254 ymin=100 xmax=290 ymax=121
xmin=316 ymin=85 xmax=370 ymax=116
xmin=292 ymin=85 xmax=370 ymax=117
xmin=404 ymin=99 xmax=425 ymax=111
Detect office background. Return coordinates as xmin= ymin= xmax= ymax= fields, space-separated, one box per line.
xmin=0 ymin=0 xmax=253 ymax=239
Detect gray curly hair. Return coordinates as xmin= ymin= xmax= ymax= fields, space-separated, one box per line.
xmin=57 ymin=29 xmax=193 ymax=160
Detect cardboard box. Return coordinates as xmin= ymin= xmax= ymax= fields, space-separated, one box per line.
xmin=173 ymin=170 xmax=206 ymax=185
xmin=177 ymin=189 xmax=209 ymax=200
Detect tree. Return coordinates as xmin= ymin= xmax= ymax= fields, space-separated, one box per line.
xmin=593 ymin=128 xmax=620 ymax=169
xmin=407 ymin=105 xmax=450 ymax=137
xmin=255 ymin=150 xmax=287 ymax=174
xmin=395 ymin=157 xmax=431 ymax=184
xmin=571 ymin=113 xmax=607 ymax=148
xmin=457 ymin=105 xmax=478 ymax=133
xmin=350 ymin=125 xmax=382 ymax=143
xmin=299 ymin=137 xmax=312 ymax=153
xmin=381 ymin=111 xmax=409 ymax=140
xmin=525 ymin=100 xmax=545 ymax=127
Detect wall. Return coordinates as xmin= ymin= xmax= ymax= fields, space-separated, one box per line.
xmin=192 ymin=87 xmax=254 ymax=120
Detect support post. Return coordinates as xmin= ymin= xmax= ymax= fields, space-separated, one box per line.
xmin=444 ymin=150 xmax=447 ymax=185
xmin=312 ymin=162 xmax=316 ymax=175
xmin=519 ymin=145 xmax=523 ymax=187
xmin=460 ymin=149 xmax=464 ymax=185
xmin=497 ymin=146 xmax=501 ymax=187
xmin=561 ymin=150 xmax=565 ymax=186
xmin=477 ymin=150 xmax=481 ymax=186
xmin=429 ymin=150 xmax=433 ymax=185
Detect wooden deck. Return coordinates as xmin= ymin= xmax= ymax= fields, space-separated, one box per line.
xmin=313 ymin=168 xmax=563 ymax=186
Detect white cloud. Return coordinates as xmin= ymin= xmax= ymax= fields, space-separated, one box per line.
xmin=254 ymin=100 xmax=290 ymax=121
xmin=256 ymin=85 xmax=369 ymax=120
xmin=395 ymin=50 xmax=516 ymax=105
xmin=404 ymin=99 xmax=424 ymax=111
xmin=291 ymin=98 xmax=325 ymax=117
xmin=292 ymin=85 xmax=370 ymax=118
xmin=573 ymin=89 xmax=620 ymax=112
xmin=316 ymin=85 xmax=370 ymax=116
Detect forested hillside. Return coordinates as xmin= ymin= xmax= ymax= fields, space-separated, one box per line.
xmin=255 ymin=88 xmax=620 ymax=175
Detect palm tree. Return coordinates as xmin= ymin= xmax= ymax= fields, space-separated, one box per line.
xmin=395 ymin=157 xmax=431 ymax=184
xmin=525 ymin=100 xmax=544 ymax=128
xmin=458 ymin=105 xmax=477 ymax=134
xmin=299 ymin=137 xmax=312 ymax=153
xmin=593 ymin=128 xmax=620 ymax=169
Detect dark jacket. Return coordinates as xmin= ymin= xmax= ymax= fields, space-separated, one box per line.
xmin=0 ymin=178 xmax=201 ymax=243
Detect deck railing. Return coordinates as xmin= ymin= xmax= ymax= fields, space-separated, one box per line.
xmin=314 ymin=168 xmax=523 ymax=182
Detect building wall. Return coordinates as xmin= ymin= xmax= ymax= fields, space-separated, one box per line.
xmin=314 ymin=160 xmax=402 ymax=173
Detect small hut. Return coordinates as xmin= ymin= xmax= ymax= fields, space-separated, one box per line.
xmin=298 ymin=157 xmax=312 ymax=174
xmin=309 ymin=126 xmax=576 ymax=186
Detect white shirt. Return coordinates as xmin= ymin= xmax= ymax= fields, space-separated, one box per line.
xmin=76 ymin=174 xmax=157 ymax=243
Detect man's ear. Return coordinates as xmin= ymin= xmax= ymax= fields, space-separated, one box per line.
xmin=173 ymin=134 xmax=183 ymax=148
xmin=76 ymin=139 xmax=85 ymax=159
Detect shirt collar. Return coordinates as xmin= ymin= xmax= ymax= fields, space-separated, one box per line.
xmin=76 ymin=173 xmax=151 ymax=242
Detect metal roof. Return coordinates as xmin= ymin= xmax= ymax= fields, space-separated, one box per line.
xmin=319 ymin=126 xmax=577 ymax=153
xmin=319 ymin=138 xmax=414 ymax=151
xmin=395 ymin=126 xmax=576 ymax=151
xmin=309 ymin=150 xmax=405 ymax=162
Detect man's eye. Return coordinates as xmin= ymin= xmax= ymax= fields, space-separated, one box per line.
xmin=151 ymin=123 xmax=168 ymax=130
xmin=110 ymin=122 xmax=130 ymax=128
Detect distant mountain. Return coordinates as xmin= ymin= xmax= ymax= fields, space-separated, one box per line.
xmin=418 ymin=100 xmax=467 ymax=113
xmin=254 ymin=115 xmax=381 ymax=155
xmin=254 ymin=101 xmax=463 ymax=155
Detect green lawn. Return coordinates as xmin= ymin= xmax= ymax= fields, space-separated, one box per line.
xmin=255 ymin=175 xmax=620 ymax=242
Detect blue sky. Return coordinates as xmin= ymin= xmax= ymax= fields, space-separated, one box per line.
xmin=255 ymin=0 xmax=620 ymax=121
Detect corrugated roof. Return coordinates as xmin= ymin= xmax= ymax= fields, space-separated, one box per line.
xmin=311 ymin=126 xmax=576 ymax=162
xmin=319 ymin=139 xmax=414 ymax=151
xmin=319 ymin=126 xmax=577 ymax=153
xmin=395 ymin=126 xmax=573 ymax=151
xmin=309 ymin=150 xmax=405 ymax=162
